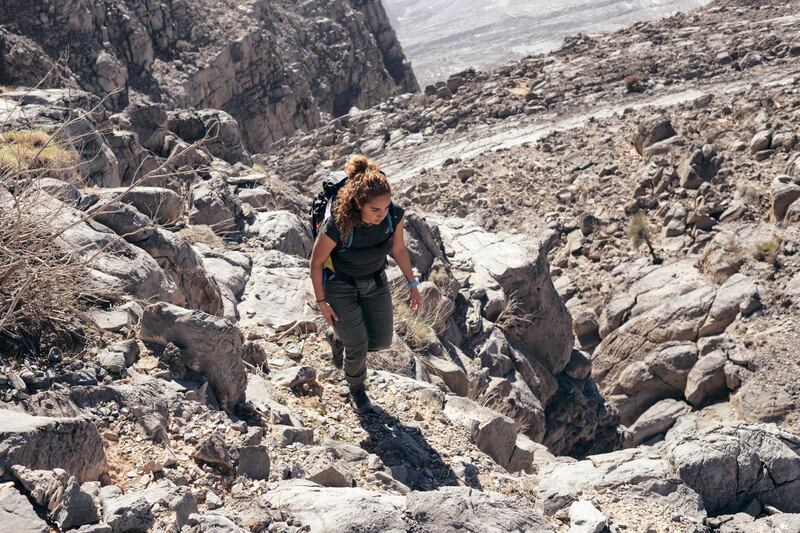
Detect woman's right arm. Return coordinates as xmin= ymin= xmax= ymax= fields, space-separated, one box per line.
xmin=310 ymin=234 xmax=339 ymax=326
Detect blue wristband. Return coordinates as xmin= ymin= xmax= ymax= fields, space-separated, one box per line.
xmin=407 ymin=279 xmax=420 ymax=287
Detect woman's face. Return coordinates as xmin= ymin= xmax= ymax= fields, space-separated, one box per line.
xmin=359 ymin=194 xmax=391 ymax=225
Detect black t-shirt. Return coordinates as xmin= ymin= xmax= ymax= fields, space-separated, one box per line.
xmin=324 ymin=203 xmax=404 ymax=276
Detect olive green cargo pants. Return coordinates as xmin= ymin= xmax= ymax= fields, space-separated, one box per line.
xmin=325 ymin=271 xmax=393 ymax=387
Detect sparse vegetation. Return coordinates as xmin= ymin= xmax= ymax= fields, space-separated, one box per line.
xmin=495 ymin=293 xmax=533 ymax=334
xmin=0 ymin=152 xmax=93 ymax=355
xmin=628 ymin=211 xmax=662 ymax=264
xmin=0 ymin=129 xmax=78 ymax=176
xmin=754 ymin=236 xmax=782 ymax=265
xmin=389 ymin=282 xmax=452 ymax=352
xmin=624 ymin=74 xmax=644 ymax=93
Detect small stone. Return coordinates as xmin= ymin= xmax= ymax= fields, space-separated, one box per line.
xmin=205 ymin=491 xmax=222 ymax=510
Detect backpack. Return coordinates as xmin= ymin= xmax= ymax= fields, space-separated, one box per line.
xmin=309 ymin=170 xmax=402 ymax=251
xmin=310 ymin=171 xmax=348 ymax=241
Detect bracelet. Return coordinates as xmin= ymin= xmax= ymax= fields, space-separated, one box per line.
xmin=406 ymin=279 xmax=419 ymax=287
xmin=316 ymin=298 xmax=327 ymax=304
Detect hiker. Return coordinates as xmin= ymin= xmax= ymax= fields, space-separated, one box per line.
xmin=310 ymin=154 xmax=421 ymax=414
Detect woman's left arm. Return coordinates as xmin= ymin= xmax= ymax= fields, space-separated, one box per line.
xmin=390 ymin=216 xmax=421 ymax=312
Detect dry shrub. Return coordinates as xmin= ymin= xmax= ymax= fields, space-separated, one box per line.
xmin=628 ymin=211 xmax=662 ymax=264
xmin=390 ymin=282 xmax=450 ymax=352
xmin=754 ymin=236 xmax=782 ymax=265
xmin=0 ymin=77 xmax=218 ymax=357
xmin=494 ymin=292 xmax=533 ymax=334
xmin=624 ymin=74 xmax=644 ymax=93
xmin=0 ymin=163 xmax=95 ymax=353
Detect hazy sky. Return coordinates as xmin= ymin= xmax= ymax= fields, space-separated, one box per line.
xmin=383 ymin=0 xmax=711 ymax=85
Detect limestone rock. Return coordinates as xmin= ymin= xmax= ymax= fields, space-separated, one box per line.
xmin=625 ymin=399 xmax=692 ymax=447
xmin=237 ymin=250 xmax=317 ymax=335
xmin=0 ymin=410 xmax=106 ymax=482
xmin=134 ymin=228 xmax=225 ymax=316
xmin=188 ymin=179 xmax=243 ymax=235
xmin=434 ymin=216 xmax=573 ymax=374
xmin=140 ymin=302 xmax=247 ymax=410
xmin=634 ymin=116 xmax=676 ymax=156
xmin=666 ymin=416 xmax=800 ymax=514
xmin=244 ymin=210 xmax=312 ymax=258
xmin=95 ymin=187 xmax=183 ymax=225
xmin=568 ymin=500 xmax=608 ymax=533
xmin=443 ymin=396 xmax=517 ymax=469
xmin=0 ymin=483 xmax=49 ymax=533
xmin=236 ymin=446 xmax=270 ymax=481
xmin=684 ymin=353 xmax=728 ymax=407
xmin=771 ymin=175 xmax=800 ymax=222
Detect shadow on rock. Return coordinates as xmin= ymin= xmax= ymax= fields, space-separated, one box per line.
xmin=355 ymin=408 xmax=462 ymax=491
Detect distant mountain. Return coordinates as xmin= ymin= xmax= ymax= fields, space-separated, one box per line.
xmin=384 ymin=0 xmax=710 ymax=85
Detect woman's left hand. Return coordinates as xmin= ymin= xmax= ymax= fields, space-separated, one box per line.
xmin=409 ymin=285 xmax=421 ymax=312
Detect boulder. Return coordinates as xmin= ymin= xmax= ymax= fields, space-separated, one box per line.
xmin=237 ymin=250 xmax=317 ymax=334
xmin=731 ymin=380 xmax=796 ymax=425
xmin=771 ymin=175 xmax=800 ymax=222
xmin=262 ymin=479 xmax=553 ymax=532
xmin=99 ymin=486 xmax=154 ymax=533
xmin=699 ymin=223 xmax=780 ymax=282
xmin=236 ymin=446 xmax=270 ymax=480
xmin=666 ymin=416 xmax=800 ymax=514
xmin=95 ymin=187 xmax=183 ymax=225
xmin=434 ymin=216 xmax=573 ymax=374
xmin=55 ymin=479 xmax=100 ymax=530
xmin=443 ymin=396 xmax=517 ymax=469
xmin=299 ymin=443 xmax=367 ymax=487
xmin=684 ymin=353 xmax=728 ymax=407
xmin=188 ymin=179 xmax=243 ymax=235
xmin=244 ymin=210 xmax=312 ymax=258
xmin=3 ymin=192 xmax=178 ymax=302
xmin=193 ymin=436 xmax=233 ymax=473
xmin=139 ymin=302 xmax=247 ymax=410
xmin=634 ymin=116 xmax=677 ymax=155
xmin=568 ymin=500 xmax=608 ymax=533
xmin=699 ymin=274 xmax=761 ymax=337
xmin=624 ymin=399 xmax=691 ymax=447
xmin=0 ymin=410 xmax=106 ymax=482
xmin=185 ymin=513 xmax=242 ymax=532
xmin=10 ymin=465 xmax=67 ymax=508
xmin=403 ymin=486 xmax=553 ymax=532
xmin=749 ymin=130 xmax=772 ymax=153
xmin=90 ymin=201 xmax=154 ymax=243
xmin=167 ymin=109 xmax=251 ymax=165
xmin=536 ymin=447 xmax=704 ymax=519
xmin=507 ymin=433 xmax=536 ymax=474
xmin=677 ymin=146 xmax=721 ymax=189
xmin=0 ymin=483 xmax=49 ymax=533
xmin=134 ymin=229 xmax=224 ymax=316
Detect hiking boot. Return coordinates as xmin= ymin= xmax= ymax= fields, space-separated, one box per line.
xmin=325 ymin=326 xmax=344 ymax=370
xmin=348 ymin=384 xmax=373 ymax=414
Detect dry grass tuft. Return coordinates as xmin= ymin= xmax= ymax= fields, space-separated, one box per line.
xmin=754 ymin=236 xmax=782 ymax=265
xmin=628 ymin=211 xmax=662 ymax=264
xmin=494 ymin=293 xmax=534 ymax=335
xmin=0 ymin=129 xmax=78 ymax=176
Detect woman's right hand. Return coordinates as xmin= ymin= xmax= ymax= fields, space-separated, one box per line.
xmin=318 ymin=301 xmax=339 ymax=326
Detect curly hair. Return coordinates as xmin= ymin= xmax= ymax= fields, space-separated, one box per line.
xmin=332 ymin=155 xmax=391 ymax=240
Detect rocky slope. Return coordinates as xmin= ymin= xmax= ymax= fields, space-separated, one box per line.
xmin=0 ymin=0 xmax=418 ymax=152
xmin=2 ymin=0 xmax=800 ymax=532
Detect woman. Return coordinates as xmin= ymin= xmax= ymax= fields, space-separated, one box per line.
xmin=310 ymin=155 xmax=421 ymax=414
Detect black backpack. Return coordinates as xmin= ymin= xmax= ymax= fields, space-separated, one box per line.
xmin=309 ymin=170 xmax=401 ymax=247
xmin=310 ymin=171 xmax=348 ymax=241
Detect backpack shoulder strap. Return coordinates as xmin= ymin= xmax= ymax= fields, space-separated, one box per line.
xmin=387 ymin=203 xmax=402 ymax=234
